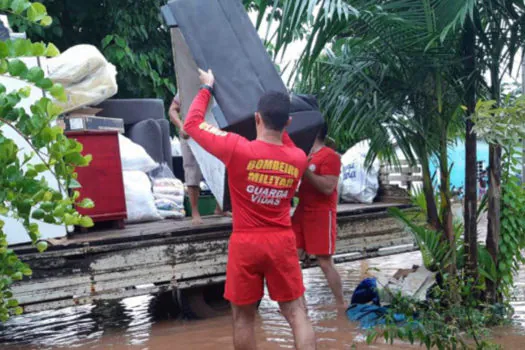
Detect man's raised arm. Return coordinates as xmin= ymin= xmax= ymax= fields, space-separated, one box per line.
xmin=183 ymin=69 xmax=242 ymax=166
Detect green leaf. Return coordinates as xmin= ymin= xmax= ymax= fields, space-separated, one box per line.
xmin=44 ymin=43 xmax=59 ymax=57
xmin=7 ymin=59 xmax=28 ymax=77
xmin=46 ymin=102 xmax=62 ymax=117
xmin=11 ymin=0 xmax=29 ymax=15
xmin=0 ymin=59 xmax=8 ymax=74
xmin=13 ymin=306 xmax=23 ymax=315
xmin=16 ymin=200 xmax=32 ymax=216
xmin=31 ymin=42 xmax=46 ymax=56
xmin=0 ymin=41 xmax=8 ymax=58
xmin=102 ymin=35 xmax=114 ymax=49
xmin=40 ymin=16 xmax=52 ymax=27
xmin=52 ymin=204 xmax=65 ymax=217
xmin=18 ymin=85 xmax=31 ymax=98
xmin=78 ymin=198 xmax=94 ymax=209
xmin=27 ymin=3 xmax=47 ymax=22
xmin=40 ymin=201 xmax=53 ymax=212
xmin=12 ymin=272 xmax=23 ymax=281
xmin=63 ymin=213 xmax=76 ymax=225
xmin=69 ymin=178 xmax=82 ymax=189
xmin=26 ymin=66 xmax=44 ymax=83
xmin=36 ymin=78 xmax=53 ymax=89
xmin=13 ymin=39 xmax=32 ymax=56
xmin=79 ymin=216 xmax=94 ymax=228
xmin=36 ymin=241 xmax=47 ymax=253
xmin=31 ymin=209 xmax=45 ymax=220
xmin=49 ymin=83 xmax=66 ymax=102
xmin=115 ymin=36 xmax=127 ymax=48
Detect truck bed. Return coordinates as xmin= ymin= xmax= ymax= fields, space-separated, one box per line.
xmin=12 ymin=202 xmax=416 ymax=313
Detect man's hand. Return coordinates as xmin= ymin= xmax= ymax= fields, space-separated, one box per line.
xmin=199 ymin=68 xmax=215 ymax=87
xmin=179 ymin=129 xmax=190 ymax=140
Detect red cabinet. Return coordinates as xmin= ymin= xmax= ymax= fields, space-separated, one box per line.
xmin=66 ymin=130 xmax=127 ymax=226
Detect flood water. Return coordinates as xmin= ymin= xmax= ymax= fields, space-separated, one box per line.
xmin=1 ymin=250 xmax=525 ymax=349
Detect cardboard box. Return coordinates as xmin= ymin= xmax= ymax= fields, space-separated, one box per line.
xmin=60 ymin=108 xmax=125 ymax=133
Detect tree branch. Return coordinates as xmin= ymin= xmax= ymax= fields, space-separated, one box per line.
xmin=0 ymin=116 xmax=65 ymax=193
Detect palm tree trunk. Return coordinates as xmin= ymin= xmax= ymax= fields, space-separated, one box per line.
xmin=486 ymin=63 xmax=502 ymax=302
xmin=420 ymin=156 xmax=441 ymax=230
xmin=439 ymin=128 xmax=456 ymax=264
xmin=462 ymin=16 xmax=478 ymax=282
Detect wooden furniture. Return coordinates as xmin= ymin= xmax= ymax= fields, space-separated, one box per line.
xmin=66 ymin=130 xmax=127 ymax=229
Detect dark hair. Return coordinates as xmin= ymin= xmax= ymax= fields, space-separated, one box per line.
xmin=317 ymin=122 xmax=328 ymax=142
xmin=257 ymin=91 xmax=291 ymax=131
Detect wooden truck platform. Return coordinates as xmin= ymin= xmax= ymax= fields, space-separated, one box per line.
xmin=10 ymin=200 xmax=417 ymax=316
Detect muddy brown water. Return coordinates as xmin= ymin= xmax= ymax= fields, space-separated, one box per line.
xmin=1 ymin=251 xmax=525 ymax=349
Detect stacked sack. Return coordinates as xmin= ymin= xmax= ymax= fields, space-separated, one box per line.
xmin=149 ymin=164 xmax=185 ymax=219
xmin=46 ymin=44 xmax=118 ymax=113
xmin=118 ymin=134 xmax=161 ymax=223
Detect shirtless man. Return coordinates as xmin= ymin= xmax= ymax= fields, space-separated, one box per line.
xmin=169 ymin=93 xmax=230 ymax=224
xmin=293 ymin=123 xmax=345 ymax=308
xmin=184 ymin=68 xmax=316 ymax=350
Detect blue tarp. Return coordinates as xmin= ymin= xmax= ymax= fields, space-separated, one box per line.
xmin=346 ymin=304 xmax=406 ymax=329
xmin=347 ymin=277 xmax=408 ymax=329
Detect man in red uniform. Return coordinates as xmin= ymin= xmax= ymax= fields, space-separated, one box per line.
xmin=184 ymin=68 xmax=316 ymax=350
xmin=292 ymin=123 xmax=345 ymax=307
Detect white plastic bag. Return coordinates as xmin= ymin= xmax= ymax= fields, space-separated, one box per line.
xmin=118 ymin=134 xmax=158 ymax=172
xmin=339 ymin=141 xmax=380 ymax=204
xmin=123 ymin=171 xmax=161 ymax=223
xmin=46 ymin=44 xmax=118 ymax=112
xmin=171 ymin=137 xmax=182 ymax=156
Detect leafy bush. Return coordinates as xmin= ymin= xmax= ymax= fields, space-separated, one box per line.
xmin=0 ymin=0 xmax=93 ymax=322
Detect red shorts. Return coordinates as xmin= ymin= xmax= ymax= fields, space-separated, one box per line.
xmin=224 ymin=229 xmax=305 ymax=305
xmin=292 ymin=208 xmax=337 ymax=256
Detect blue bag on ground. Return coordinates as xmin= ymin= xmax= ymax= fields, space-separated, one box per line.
xmin=347 ymin=277 xmax=407 ymax=329
xmin=350 ymin=277 xmax=380 ymax=306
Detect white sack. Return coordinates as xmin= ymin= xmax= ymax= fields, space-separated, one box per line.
xmin=46 ymin=44 xmax=118 ymax=112
xmin=339 ymin=141 xmax=380 ymax=204
xmin=118 ymin=134 xmax=158 ymax=172
xmin=123 ymin=171 xmax=161 ymax=223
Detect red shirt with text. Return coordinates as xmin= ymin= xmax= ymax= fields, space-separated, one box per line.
xmin=183 ymin=89 xmax=308 ymax=233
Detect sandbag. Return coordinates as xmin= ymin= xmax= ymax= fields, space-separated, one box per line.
xmin=123 ymin=171 xmax=161 ymax=223
xmin=340 ymin=141 xmax=380 ymax=204
xmin=46 ymin=44 xmax=118 ymax=112
xmin=118 ymin=134 xmax=158 ymax=172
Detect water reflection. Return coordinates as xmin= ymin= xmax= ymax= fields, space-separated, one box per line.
xmin=1 ymin=251 xmax=524 ymax=349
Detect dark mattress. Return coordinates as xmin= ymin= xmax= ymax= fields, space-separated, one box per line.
xmin=161 ymin=0 xmax=324 ymax=154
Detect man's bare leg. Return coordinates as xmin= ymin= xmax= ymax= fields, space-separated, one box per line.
xmin=317 ymin=255 xmax=345 ymax=307
xmin=231 ymin=302 xmax=257 ymax=350
xmin=187 ymin=186 xmax=203 ymax=225
xmin=214 ymin=202 xmax=232 ymax=217
xmin=295 ymin=249 xmax=309 ymax=313
xmin=279 ymin=297 xmax=316 ymax=350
